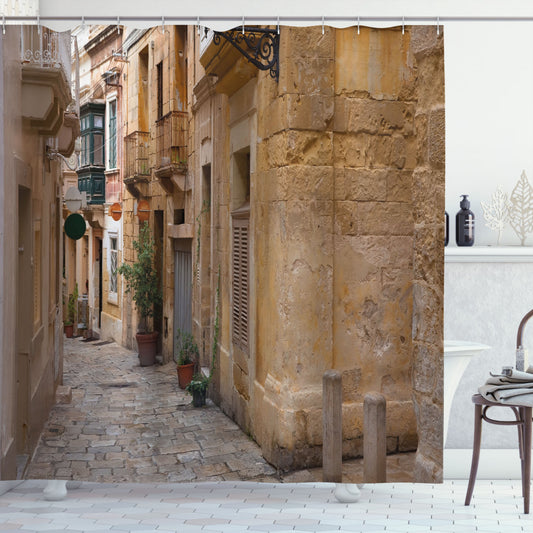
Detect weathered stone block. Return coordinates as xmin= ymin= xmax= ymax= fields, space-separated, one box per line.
xmin=412 ymin=281 xmax=443 ymax=344
xmin=258 ymin=97 xmax=286 ymax=139
xmin=265 ymin=131 xmax=334 ymax=167
xmin=414 ymin=450 xmax=443 ymax=483
xmin=341 ymin=368 xmax=363 ymax=403
xmin=280 ymin=57 xmax=335 ymax=97
xmin=341 ymin=168 xmax=389 ymax=202
xmin=412 ymin=342 xmax=441 ymax=394
xmin=357 ymin=202 xmax=414 ymax=236
xmin=334 ymin=98 xmax=415 ymax=135
xmin=413 ymin=226 xmax=445 ymax=287
xmin=335 ymin=235 xmax=414 ymax=273
xmin=410 ymin=26 xmax=440 ymax=58
xmin=286 ymin=94 xmax=335 ymax=131
xmin=278 ymin=165 xmax=334 ymax=201
xmin=381 ymin=267 xmax=414 ymax=306
xmin=335 ymin=201 xmax=358 ymax=235
xmin=412 ymin=395 xmax=443 ymax=453
xmin=412 ymin=169 xmax=445 ymax=226
xmin=304 ymin=407 xmax=323 ymax=446
xmin=333 ymin=132 xmax=414 ymax=169
xmin=342 ymin=402 xmax=364 ymax=439
xmin=335 ymin=27 xmax=416 ymax=100
xmin=415 ymin=50 xmax=445 ymax=112
xmin=280 ymin=26 xmax=335 ymax=60
xmin=428 ymin=107 xmax=445 ymax=170
xmin=386 ymin=170 xmax=413 ymax=202
xmin=415 ymin=111 xmax=429 ymax=166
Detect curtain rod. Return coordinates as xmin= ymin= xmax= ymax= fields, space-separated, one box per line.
xmin=4 ymin=15 xmax=533 ymax=24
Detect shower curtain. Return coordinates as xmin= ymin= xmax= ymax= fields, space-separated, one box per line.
xmin=0 ymin=21 xmax=445 ymax=484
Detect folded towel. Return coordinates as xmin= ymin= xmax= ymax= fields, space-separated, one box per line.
xmin=479 ymin=366 xmax=533 ymax=406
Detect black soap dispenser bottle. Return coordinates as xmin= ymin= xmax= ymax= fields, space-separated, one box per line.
xmin=456 ymin=195 xmax=475 ymax=246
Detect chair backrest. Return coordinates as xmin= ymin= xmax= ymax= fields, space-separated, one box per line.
xmin=516 ymin=309 xmax=533 ymax=371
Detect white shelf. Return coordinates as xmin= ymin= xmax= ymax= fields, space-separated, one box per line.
xmin=445 ymin=246 xmax=533 ymax=262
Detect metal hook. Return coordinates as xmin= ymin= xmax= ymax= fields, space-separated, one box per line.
xmin=402 ymin=16 xmax=405 ymax=35
xmin=437 ymin=16 xmax=440 ymax=35
xmin=37 ymin=16 xmax=41 ymax=34
xmin=357 ymin=16 xmax=360 ymax=35
xmin=197 ymin=16 xmax=200 ymax=36
xmin=81 ymin=16 xmax=85 ymax=30
xmin=2 ymin=16 xmax=5 ymax=36
xmin=161 ymin=16 xmax=165 ymax=34
xmin=277 ymin=16 xmax=280 ymax=35
xmin=242 ymin=15 xmax=245 ymax=34
xmin=322 ymin=15 xmax=325 ymax=35
xmin=117 ymin=16 xmax=120 ymax=34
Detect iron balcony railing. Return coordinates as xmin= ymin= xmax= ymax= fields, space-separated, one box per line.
xmin=20 ymin=25 xmax=72 ymax=83
xmin=124 ymin=131 xmax=151 ymax=179
xmin=155 ymin=111 xmax=188 ymax=169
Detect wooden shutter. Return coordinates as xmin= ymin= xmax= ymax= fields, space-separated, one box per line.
xmin=232 ymin=216 xmax=249 ymax=352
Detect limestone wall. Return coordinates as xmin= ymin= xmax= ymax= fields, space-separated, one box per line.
xmin=410 ymin=27 xmax=445 ymax=482
xmin=0 ymin=26 xmax=65 ymax=478
xmin=190 ymin=24 xmax=444 ymax=479
xmin=121 ymin=26 xmax=190 ymax=362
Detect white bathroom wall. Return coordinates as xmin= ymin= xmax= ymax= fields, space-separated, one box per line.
xmin=445 ymin=22 xmax=533 ymax=247
xmin=444 ymin=21 xmax=533 ymax=454
xmin=445 ymin=258 xmax=533 ymax=449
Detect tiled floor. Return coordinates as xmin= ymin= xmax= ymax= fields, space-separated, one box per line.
xmin=1 ymin=479 xmax=533 ymax=532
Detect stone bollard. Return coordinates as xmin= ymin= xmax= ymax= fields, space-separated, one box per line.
xmin=323 ymin=370 xmax=342 ymax=483
xmin=364 ymin=392 xmax=387 ymax=483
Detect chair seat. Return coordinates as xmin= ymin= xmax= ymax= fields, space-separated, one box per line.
xmin=472 ymin=393 xmax=527 ymax=409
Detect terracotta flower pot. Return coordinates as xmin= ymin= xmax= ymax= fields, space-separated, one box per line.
xmin=64 ymin=324 xmax=73 ymax=338
xmin=136 ymin=332 xmax=158 ymax=366
xmin=177 ymin=363 xmax=195 ymax=389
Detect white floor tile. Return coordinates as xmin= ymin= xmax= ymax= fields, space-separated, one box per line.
xmin=1 ymin=480 xmax=532 ymax=533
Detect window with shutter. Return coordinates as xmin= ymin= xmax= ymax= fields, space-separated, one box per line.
xmin=108 ymin=99 xmax=117 ymax=169
xmin=109 ymin=237 xmax=118 ymax=295
xmin=232 ymin=215 xmax=249 ymax=353
xmin=33 ymin=226 xmax=41 ymax=327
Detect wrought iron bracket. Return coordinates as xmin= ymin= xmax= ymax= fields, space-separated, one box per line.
xmin=213 ymin=27 xmax=279 ymax=82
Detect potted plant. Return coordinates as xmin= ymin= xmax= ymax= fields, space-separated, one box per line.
xmin=176 ymin=330 xmax=198 ymax=389
xmin=63 ymin=283 xmax=78 ymax=338
xmin=185 ymin=374 xmax=210 ymax=407
xmin=118 ymin=221 xmax=162 ymax=366
xmin=184 ymin=267 xmax=220 ymax=407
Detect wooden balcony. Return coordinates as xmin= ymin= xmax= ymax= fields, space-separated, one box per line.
xmin=154 ymin=111 xmax=188 ymax=193
xmin=124 ymin=131 xmax=150 ymax=199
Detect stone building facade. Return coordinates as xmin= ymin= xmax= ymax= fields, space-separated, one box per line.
xmin=189 ymin=25 xmax=444 ymax=480
xmin=121 ymin=26 xmax=189 ymax=360
xmin=73 ymin=25 xmax=124 ymax=343
xmin=0 ymin=25 xmax=76 ymax=478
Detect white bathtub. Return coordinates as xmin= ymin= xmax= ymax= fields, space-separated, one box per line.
xmin=443 ymin=340 xmax=491 ymax=443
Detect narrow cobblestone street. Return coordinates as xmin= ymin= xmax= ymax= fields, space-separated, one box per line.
xmin=24 ymin=337 xmax=415 ymax=484
xmin=25 ymin=337 xmax=280 ymax=483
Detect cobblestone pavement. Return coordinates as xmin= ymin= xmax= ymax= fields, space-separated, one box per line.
xmin=25 ymin=337 xmax=414 ymax=483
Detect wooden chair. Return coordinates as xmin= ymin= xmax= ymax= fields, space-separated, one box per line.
xmin=464 ymin=394 xmax=532 ymax=513
xmin=465 ymin=309 xmax=533 ymax=514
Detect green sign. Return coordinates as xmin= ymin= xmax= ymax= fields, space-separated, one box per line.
xmin=64 ymin=213 xmax=86 ymax=240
